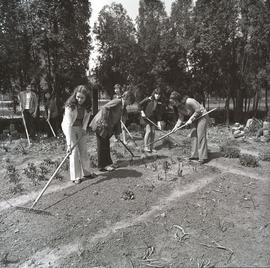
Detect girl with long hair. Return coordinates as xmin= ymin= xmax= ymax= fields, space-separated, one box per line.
xmin=139 ymin=88 xmax=164 ymax=153
xmin=61 ymin=85 xmax=94 ymax=184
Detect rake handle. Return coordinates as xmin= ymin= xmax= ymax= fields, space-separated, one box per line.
xmin=144 ymin=116 xmax=181 ymax=146
xmin=121 ymin=120 xmax=138 ymax=146
xmin=147 ymin=108 xmax=217 ymax=147
xmin=118 ymin=138 xmax=135 ymax=157
xmin=31 ymin=137 xmax=82 ymax=208
xmin=18 ymin=95 xmax=31 ymax=146
xmin=47 ymin=119 xmax=56 ymax=137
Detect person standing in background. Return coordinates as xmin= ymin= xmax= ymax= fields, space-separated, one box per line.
xmin=18 ymin=83 xmax=38 ymax=139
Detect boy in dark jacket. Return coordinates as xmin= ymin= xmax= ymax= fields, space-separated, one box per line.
xmin=89 ymin=91 xmax=135 ymax=171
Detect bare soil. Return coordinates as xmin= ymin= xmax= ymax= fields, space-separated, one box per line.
xmin=0 ymin=126 xmax=269 ymax=268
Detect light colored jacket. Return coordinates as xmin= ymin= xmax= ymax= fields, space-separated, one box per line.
xmin=61 ymin=106 xmax=91 ymax=146
xmin=18 ymin=91 xmax=38 ymax=114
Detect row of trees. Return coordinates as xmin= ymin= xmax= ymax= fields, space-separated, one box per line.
xmin=0 ymin=0 xmax=91 ymax=103
xmin=94 ymin=0 xmax=270 ymax=120
xmin=1 ymin=0 xmax=269 ymax=121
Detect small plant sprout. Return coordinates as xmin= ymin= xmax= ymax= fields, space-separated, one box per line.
xmin=162 ymin=160 xmax=170 ymax=180
xmin=151 ymin=162 xmax=158 ymax=171
xmin=177 ymin=161 xmax=183 ymax=177
xmin=23 ymin=163 xmax=39 ymax=186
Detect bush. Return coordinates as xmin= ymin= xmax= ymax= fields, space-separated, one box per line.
xmin=239 ymin=154 xmax=259 ymax=167
xmin=259 ymin=151 xmax=270 ymax=162
xmin=220 ymin=145 xmax=240 ymax=158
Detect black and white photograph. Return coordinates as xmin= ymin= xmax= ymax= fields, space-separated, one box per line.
xmin=0 ymin=0 xmax=270 ymax=267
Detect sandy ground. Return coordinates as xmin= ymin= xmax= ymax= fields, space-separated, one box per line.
xmin=0 ymin=126 xmax=269 ymax=268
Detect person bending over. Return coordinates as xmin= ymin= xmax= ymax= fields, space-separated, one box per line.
xmin=170 ymin=91 xmax=209 ymax=164
xmin=89 ymin=91 xmax=135 ymax=171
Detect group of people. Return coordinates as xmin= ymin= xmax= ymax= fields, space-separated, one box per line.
xmin=19 ymin=83 xmax=210 ymax=185
xmin=18 ymin=83 xmax=60 ymax=139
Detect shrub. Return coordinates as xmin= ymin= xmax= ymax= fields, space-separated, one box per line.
xmin=220 ymin=145 xmax=240 ymax=158
xmin=4 ymin=161 xmax=23 ymax=194
xmin=259 ymin=151 xmax=270 ymax=161
xmin=239 ymin=154 xmax=259 ymax=167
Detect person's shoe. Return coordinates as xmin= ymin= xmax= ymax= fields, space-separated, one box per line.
xmin=72 ymin=178 xmax=82 ymax=184
xmin=151 ymin=149 xmax=157 ymax=153
xmin=189 ymin=157 xmax=199 ymax=161
xmin=99 ymin=166 xmax=115 ymax=172
xmin=199 ymin=159 xmax=208 ymax=165
xmin=144 ymin=147 xmax=151 ymax=153
xmin=105 ymin=165 xmax=115 ymax=171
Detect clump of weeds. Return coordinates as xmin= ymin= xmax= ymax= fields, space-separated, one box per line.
xmin=90 ymin=155 xmax=98 ymax=168
xmin=14 ymin=143 xmax=27 ymax=155
xmin=259 ymin=150 xmax=270 ymax=161
xmin=162 ymin=160 xmax=171 ymax=180
xmin=239 ymin=154 xmax=259 ymax=167
xmin=220 ymin=144 xmax=240 ymax=158
xmin=23 ymin=163 xmax=39 ymax=186
xmin=40 ymin=158 xmax=67 ymax=181
xmin=4 ymin=159 xmax=23 ymax=194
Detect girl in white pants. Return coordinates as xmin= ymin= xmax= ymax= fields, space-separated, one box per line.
xmin=62 ymin=85 xmax=93 ymax=184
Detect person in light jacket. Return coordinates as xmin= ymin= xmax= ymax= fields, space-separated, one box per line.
xmin=169 ymin=91 xmax=209 ymax=164
xmin=61 ymin=85 xmax=94 ymax=184
xmin=18 ymin=83 xmax=38 ymax=138
xmin=89 ymin=91 xmax=135 ymax=171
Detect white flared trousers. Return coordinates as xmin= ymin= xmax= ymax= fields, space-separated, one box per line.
xmin=190 ymin=116 xmax=209 ymax=161
xmin=69 ymin=127 xmax=90 ymax=181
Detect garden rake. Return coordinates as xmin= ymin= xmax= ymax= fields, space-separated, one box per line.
xmin=144 ymin=116 xmax=182 ymax=146
xmin=15 ymin=136 xmax=83 ymax=215
xmin=118 ymin=138 xmax=141 ymax=158
xmin=120 ymin=120 xmax=138 ymax=147
xmin=18 ymin=95 xmax=31 ymax=147
xmin=47 ymin=119 xmax=56 ymax=137
xmin=147 ymin=108 xmax=217 ymax=148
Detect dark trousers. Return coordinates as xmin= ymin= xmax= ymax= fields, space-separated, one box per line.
xmin=96 ymin=133 xmax=113 ymax=169
xmin=46 ymin=116 xmax=60 ymax=137
xmin=23 ymin=110 xmax=36 ymax=138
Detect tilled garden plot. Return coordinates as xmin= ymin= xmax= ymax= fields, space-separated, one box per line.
xmin=0 ymin=128 xmax=269 ymax=268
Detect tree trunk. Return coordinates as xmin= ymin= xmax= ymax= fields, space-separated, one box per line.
xmin=225 ymin=94 xmax=230 ymax=126
xmin=247 ymin=97 xmax=251 ymax=113
xmin=265 ymin=86 xmax=268 ymax=112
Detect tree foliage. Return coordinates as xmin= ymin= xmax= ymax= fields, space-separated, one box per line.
xmin=93 ymin=3 xmax=137 ymax=97
xmin=93 ymin=0 xmax=269 ymax=117
xmin=0 ymin=0 xmax=91 ymax=104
